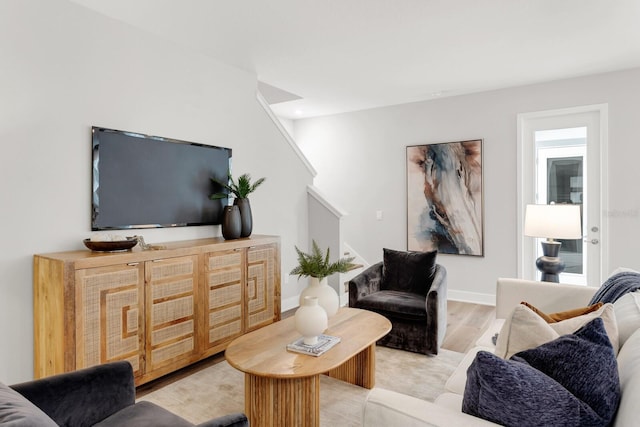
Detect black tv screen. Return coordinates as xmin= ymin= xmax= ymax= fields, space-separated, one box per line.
xmin=91 ymin=126 xmax=231 ymax=230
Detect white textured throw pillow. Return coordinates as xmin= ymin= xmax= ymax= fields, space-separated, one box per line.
xmin=614 ymin=290 xmax=640 ymax=348
xmin=495 ymin=305 xmax=557 ymax=359
xmin=495 ymin=303 xmax=619 ymax=359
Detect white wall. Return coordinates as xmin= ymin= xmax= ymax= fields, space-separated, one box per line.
xmin=0 ymin=0 xmax=312 ymax=383
xmin=294 ymin=68 xmax=640 ymax=304
xmin=307 ymin=191 xmax=343 ymax=296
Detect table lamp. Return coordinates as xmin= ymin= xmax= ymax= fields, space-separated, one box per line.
xmin=524 ymin=204 xmax=582 ymax=282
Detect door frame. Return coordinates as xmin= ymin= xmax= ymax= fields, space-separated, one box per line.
xmin=516 ymin=104 xmax=609 ymax=286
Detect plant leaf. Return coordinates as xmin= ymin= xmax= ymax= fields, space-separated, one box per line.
xmin=210 ymin=171 xmax=265 ymax=199
xmin=290 ymin=240 xmax=356 ymax=279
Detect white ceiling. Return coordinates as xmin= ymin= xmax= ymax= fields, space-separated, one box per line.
xmin=71 ymin=0 xmax=640 ymax=119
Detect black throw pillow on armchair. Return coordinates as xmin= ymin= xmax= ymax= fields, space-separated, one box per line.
xmin=381 ymin=248 xmax=437 ymax=295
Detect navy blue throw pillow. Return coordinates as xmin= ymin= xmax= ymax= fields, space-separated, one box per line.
xmin=463 ymin=318 xmax=621 ymax=427
xmin=512 ymin=317 xmax=620 ymax=426
xmin=463 ymin=352 xmax=596 ymax=426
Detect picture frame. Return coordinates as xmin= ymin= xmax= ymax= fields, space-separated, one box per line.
xmin=406 ymin=139 xmax=484 ymax=256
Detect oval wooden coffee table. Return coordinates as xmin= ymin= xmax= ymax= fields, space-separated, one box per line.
xmin=225 ymin=307 xmax=391 ymax=427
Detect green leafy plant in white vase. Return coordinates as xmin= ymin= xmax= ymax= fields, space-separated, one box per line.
xmin=290 ymin=240 xmax=355 ymax=317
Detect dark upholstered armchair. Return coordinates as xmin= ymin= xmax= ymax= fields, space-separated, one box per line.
xmin=3 ymin=361 xmax=248 ymax=427
xmin=348 ymin=248 xmax=447 ymax=355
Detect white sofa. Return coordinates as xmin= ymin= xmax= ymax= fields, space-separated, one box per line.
xmin=363 ymin=277 xmax=640 ymax=427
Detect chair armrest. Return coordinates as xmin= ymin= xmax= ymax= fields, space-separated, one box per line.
xmin=495 ymin=277 xmax=598 ymax=319
xmin=11 ymin=361 xmax=135 ymax=426
xmin=363 ymin=388 xmax=499 ymax=427
xmin=194 ymin=413 xmax=249 ymax=427
xmin=426 ymin=264 xmax=447 ymax=351
xmin=349 ymin=262 xmax=383 ymax=306
xmin=428 ymin=264 xmax=447 ymax=298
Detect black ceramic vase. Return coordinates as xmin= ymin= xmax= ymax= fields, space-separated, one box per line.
xmin=222 ymin=205 xmax=241 ymax=240
xmin=234 ymin=198 xmax=253 ymax=237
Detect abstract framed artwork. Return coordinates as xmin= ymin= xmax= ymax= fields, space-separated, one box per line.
xmin=406 ymin=139 xmax=484 ymax=256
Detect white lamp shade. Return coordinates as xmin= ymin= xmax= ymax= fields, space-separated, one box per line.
xmin=524 ymin=204 xmax=582 ymax=239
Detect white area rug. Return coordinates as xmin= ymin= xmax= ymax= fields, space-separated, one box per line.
xmin=139 ymin=346 xmax=464 ymax=426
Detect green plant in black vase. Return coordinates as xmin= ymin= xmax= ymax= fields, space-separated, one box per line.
xmin=210 ymin=171 xmax=266 ymax=238
xmin=210 ymin=171 xmax=266 ymax=201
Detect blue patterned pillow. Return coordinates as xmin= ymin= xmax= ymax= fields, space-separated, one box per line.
xmin=463 ymin=318 xmax=620 ymax=427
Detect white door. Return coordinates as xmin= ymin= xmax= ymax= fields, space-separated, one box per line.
xmin=517 ymin=105 xmax=608 ymax=286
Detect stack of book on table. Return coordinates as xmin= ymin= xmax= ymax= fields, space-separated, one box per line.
xmin=286 ymin=334 xmax=341 ymax=356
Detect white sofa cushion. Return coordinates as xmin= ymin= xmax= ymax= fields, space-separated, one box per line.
xmin=434 ymin=392 xmax=463 ymax=411
xmin=444 ymin=346 xmax=494 ymax=395
xmin=495 ymin=278 xmax=596 ymax=319
xmin=614 ymin=328 xmax=640 ymax=427
xmin=495 ymin=303 xmax=618 ymax=359
xmin=364 ymin=388 xmax=499 ymax=427
xmin=614 ymin=290 xmax=640 ymax=347
xmin=474 ymin=319 xmax=503 ymax=348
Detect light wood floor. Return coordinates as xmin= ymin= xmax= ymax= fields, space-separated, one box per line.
xmin=137 ymin=300 xmax=495 ymax=397
xmin=441 ymin=300 xmax=495 ymax=353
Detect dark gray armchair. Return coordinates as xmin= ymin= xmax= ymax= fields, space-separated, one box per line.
xmin=348 ymin=248 xmax=447 ymax=355
xmin=3 ymin=361 xmax=248 ymax=427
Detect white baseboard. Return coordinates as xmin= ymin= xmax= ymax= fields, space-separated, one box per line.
xmin=281 ymin=295 xmax=300 ymax=313
xmin=339 ymin=292 xmax=349 ymax=307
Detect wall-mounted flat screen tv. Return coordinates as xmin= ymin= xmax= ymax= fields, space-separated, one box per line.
xmin=91 ymin=126 xmax=231 ymax=230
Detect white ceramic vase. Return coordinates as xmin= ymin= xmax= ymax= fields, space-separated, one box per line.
xmin=299 ymin=277 xmax=340 ymax=317
xmin=294 ymin=296 xmax=328 ymax=345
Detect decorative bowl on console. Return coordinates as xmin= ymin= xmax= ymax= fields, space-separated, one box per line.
xmin=83 ymin=237 xmax=138 ymax=252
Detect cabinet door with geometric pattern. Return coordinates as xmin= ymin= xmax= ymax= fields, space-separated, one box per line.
xmin=204 ymin=249 xmax=245 ymax=348
xmin=246 ymin=244 xmax=277 ymax=331
xmin=145 ymin=255 xmax=199 ymax=372
xmin=75 ymin=263 xmax=145 ymax=376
